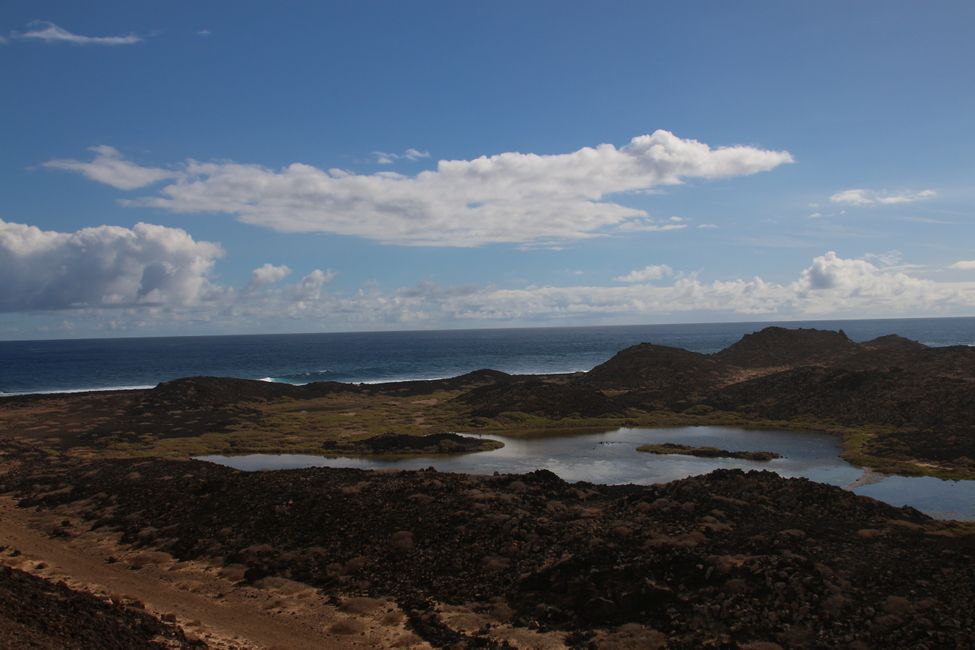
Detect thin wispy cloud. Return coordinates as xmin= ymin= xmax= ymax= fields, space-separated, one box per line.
xmin=42 ymin=145 xmax=177 ymax=190
xmin=951 ymin=260 xmax=975 ymax=271
xmin=48 ymin=131 xmax=791 ymax=247
xmin=613 ymin=264 xmax=674 ymax=283
xmin=900 ymin=216 xmax=954 ymax=225
xmin=197 ymin=29 xmax=212 ymax=37
xmin=373 ymin=148 xmax=431 ymax=164
xmin=613 ymin=216 xmax=688 ymax=233
xmin=12 ymin=21 xmax=142 ymax=46
xmin=862 ymin=250 xmax=904 ymax=267
xmin=830 ymin=188 xmax=936 ymax=206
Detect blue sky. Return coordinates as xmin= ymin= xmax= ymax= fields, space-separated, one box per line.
xmin=1 ymin=1 xmax=974 ymax=339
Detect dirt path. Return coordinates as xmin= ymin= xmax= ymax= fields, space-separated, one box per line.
xmin=0 ymin=496 xmax=428 ymax=650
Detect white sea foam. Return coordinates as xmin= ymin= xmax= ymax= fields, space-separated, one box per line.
xmin=257 ymin=367 xmax=591 ymax=387
xmin=0 ymin=385 xmax=155 ymax=397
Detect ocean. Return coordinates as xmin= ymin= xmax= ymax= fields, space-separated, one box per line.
xmin=1 ymin=317 xmax=973 ymax=396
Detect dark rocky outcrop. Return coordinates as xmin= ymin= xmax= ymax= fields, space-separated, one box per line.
xmin=585 ymin=343 xmax=722 ymax=392
xmin=0 ymin=564 xmax=199 ymax=649
xmin=457 ymin=378 xmax=617 ymax=418
xmin=712 ymin=326 xmax=861 ymax=368
xmin=637 ymin=442 xmax=780 ymax=461
xmin=4 ymin=456 xmax=973 ymax=647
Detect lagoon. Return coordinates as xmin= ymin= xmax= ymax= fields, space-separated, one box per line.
xmin=199 ymin=426 xmax=975 ymax=520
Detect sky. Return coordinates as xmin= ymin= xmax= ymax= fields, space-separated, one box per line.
xmin=1 ymin=1 xmax=974 ymax=339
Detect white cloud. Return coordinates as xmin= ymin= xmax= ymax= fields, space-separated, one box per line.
xmin=830 ymin=188 xmax=936 ymax=206
xmin=54 ymin=130 xmax=791 ymax=247
xmin=248 ymin=263 xmax=291 ymax=289
xmin=223 ymin=251 xmax=975 ymax=327
xmin=5 ymin=225 xmax=975 ymax=333
xmin=0 ymin=219 xmax=223 ymax=312
xmin=296 ymin=269 xmax=336 ymax=300
xmin=43 ymin=146 xmax=177 ymax=190
xmin=404 ymin=148 xmax=430 ymax=160
xmin=901 ymin=215 xmax=953 ymax=225
xmin=613 ymin=217 xmax=688 ymax=233
xmin=197 ymin=29 xmax=212 ymax=37
xmin=951 ymin=260 xmax=975 ymax=270
xmin=697 ymin=223 xmax=718 ymax=229
xmin=862 ymin=250 xmax=903 ymax=267
xmin=373 ymin=148 xmax=431 ymax=164
xmin=789 ymin=251 xmax=967 ymax=315
xmin=13 ymin=21 xmax=142 ymax=46
xmin=614 ymin=264 xmax=674 ymax=283
xmin=442 ymin=252 xmax=975 ymax=321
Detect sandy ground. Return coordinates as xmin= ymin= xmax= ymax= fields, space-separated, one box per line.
xmin=0 ymin=495 xmax=429 ymax=650
xmin=0 ymin=493 xmax=573 ymax=649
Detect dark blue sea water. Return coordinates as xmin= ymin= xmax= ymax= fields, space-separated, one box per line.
xmin=1 ymin=317 xmax=973 ymax=395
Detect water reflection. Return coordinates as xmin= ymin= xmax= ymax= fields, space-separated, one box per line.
xmin=198 ymin=426 xmax=975 ymax=520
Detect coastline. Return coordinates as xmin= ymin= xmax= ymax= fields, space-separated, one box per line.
xmin=2 ymin=326 xmax=975 ymax=646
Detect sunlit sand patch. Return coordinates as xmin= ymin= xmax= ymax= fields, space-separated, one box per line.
xmin=436 ymin=602 xmax=568 ymax=648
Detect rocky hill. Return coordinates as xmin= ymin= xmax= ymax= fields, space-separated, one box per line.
xmin=712 ymin=326 xmax=862 ymax=368
xmin=583 ymin=343 xmax=724 ymax=408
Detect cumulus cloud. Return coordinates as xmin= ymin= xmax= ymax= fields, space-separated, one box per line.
xmin=296 ymin=269 xmax=336 ymax=300
xmin=788 ymin=251 xmax=967 ymax=315
xmin=43 ymin=146 xmax=177 ymax=190
xmin=6 ymin=227 xmax=975 ymax=333
xmin=951 ymin=260 xmax=975 ymax=270
xmin=248 ymin=263 xmax=291 ymax=289
xmin=830 ymin=188 xmax=936 ymax=206
xmin=220 ymin=252 xmax=975 ymax=328
xmin=436 ymin=252 xmax=975 ymax=321
xmin=373 ymin=148 xmax=431 ymax=164
xmin=54 ymin=130 xmax=791 ymax=247
xmin=0 ymin=219 xmax=223 ymax=312
xmin=13 ymin=21 xmax=142 ymax=46
xmin=614 ymin=264 xmax=674 ymax=283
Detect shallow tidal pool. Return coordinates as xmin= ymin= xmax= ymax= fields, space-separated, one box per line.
xmin=199 ymin=426 xmax=975 ymax=520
